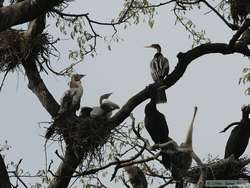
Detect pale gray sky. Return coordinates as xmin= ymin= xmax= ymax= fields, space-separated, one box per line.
xmin=0 ymin=0 xmax=250 ymax=187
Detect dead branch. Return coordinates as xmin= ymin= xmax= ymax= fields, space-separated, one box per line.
xmin=0 ymin=154 xmax=11 ymax=188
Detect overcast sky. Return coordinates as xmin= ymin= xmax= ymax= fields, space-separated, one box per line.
xmin=0 ymin=0 xmax=250 ymax=187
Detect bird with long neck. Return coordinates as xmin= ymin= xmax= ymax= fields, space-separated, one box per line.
xmin=220 ymin=105 xmax=250 ymax=159
xmin=90 ymin=93 xmax=120 ymax=119
xmin=45 ymin=74 xmax=85 ymax=139
xmin=169 ymin=107 xmax=197 ymax=188
xmin=144 ymin=95 xmax=171 ymax=169
xmin=145 ymin=44 xmax=169 ymax=104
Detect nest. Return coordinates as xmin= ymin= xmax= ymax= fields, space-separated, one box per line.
xmin=53 ymin=116 xmax=114 ymax=160
xmin=186 ymin=157 xmax=250 ymax=184
xmin=0 ymin=29 xmax=53 ymax=73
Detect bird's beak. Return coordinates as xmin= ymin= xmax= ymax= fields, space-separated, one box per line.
xmin=144 ymin=45 xmax=152 ymax=48
xmin=78 ymin=74 xmax=86 ymax=79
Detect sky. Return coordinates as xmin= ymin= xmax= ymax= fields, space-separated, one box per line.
xmin=0 ymin=0 xmax=250 ymax=187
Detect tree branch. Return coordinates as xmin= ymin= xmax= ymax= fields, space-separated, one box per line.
xmin=109 ymin=42 xmax=250 ymax=127
xmin=0 ymin=0 xmax=63 ymax=32
xmin=0 ymin=154 xmax=11 ymax=188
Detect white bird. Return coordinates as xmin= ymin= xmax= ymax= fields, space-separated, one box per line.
xmin=90 ymin=93 xmax=120 ymax=119
xmin=45 ymin=74 xmax=85 ymax=139
xmin=58 ymin=74 xmax=85 ymax=116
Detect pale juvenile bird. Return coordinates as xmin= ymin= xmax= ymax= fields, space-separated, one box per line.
xmin=45 ymin=74 xmax=85 ymax=139
xmin=90 ymin=93 xmax=120 ymax=119
xmin=145 ymin=44 xmax=169 ymax=103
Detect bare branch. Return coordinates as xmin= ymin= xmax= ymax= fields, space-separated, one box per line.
xmin=0 ymin=0 xmax=63 ymax=32
xmin=0 ymin=154 xmax=11 ymax=188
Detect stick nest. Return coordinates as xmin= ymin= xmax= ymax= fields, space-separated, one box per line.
xmin=53 ymin=116 xmax=114 ymax=160
xmin=186 ymin=157 xmax=250 ymax=184
xmin=0 ymin=29 xmax=53 ymax=73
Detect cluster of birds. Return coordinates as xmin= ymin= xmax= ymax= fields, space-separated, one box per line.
xmin=45 ymin=74 xmax=120 ymax=139
xmin=143 ymin=44 xmax=250 ymax=187
xmin=45 ymin=43 xmax=250 ymax=188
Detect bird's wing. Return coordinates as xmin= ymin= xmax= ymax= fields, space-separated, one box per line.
xmin=150 ymin=56 xmax=169 ymax=81
xmin=220 ymin=122 xmax=240 ymax=133
xmin=58 ymin=90 xmax=73 ymax=114
xmin=90 ymin=107 xmax=104 ymax=118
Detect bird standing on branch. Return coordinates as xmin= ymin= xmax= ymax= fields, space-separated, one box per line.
xmin=145 ymin=44 xmax=169 ymax=104
xmin=90 ymin=93 xmax=120 ymax=119
xmin=144 ymin=95 xmax=171 ymax=169
xmin=45 ymin=74 xmax=85 ymax=139
xmin=220 ymin=105 xmax=250 ymax=159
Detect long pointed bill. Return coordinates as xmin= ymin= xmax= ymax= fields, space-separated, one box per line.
xmin=78 ymin=74 xmax=86 ymax=79
xmin=144 ymin=45 xmax=153 ymax=48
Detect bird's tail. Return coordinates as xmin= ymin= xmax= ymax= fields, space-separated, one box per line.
xmin=156 ymin=88 xmax=167 ymax=104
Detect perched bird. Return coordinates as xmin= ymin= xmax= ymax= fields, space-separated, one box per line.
xmin=144 ymin=96 xmax=171 ymax=168
xmin=220 ymin=105 xmax=250 ymax=159
xmin=230 ymin=0 xmax=250 ymax=24
xmin=124 ymin=165 xmax=148 ymax=188
xmin=90 ymin=93 xmax=120 ymax=119
xmin=170 ymin=107 xmax=197 ymax=186
xmin=79 ymin=106 xmax=93 ymax=119
xmin=45 ymin=74 xmax=85 ymax=139
xmin=236 ymin=28 xmax=250 ymax=46
xmin=145 ymin=44 xmax=169 ymax=104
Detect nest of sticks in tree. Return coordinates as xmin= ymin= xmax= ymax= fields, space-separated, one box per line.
xmin=186 ymin=157 xmax=250 ymax=184
xmin=53 ymin=116 xmax=114 ymax=160
xmin=0 ymin=29 xmax=54 ymax=73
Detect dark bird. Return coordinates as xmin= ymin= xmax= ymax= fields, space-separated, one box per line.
xmin=145 ymin=44 xmax=169 ymax=104
xmin=144 ymin=96 xmax=171 ymax=168
xmin=220 ymin=105 xmax=250 ymax=159
xmin=90 ymin=93 xmax=120 ymax=119
xmin=230 ymin=0 xmax=250 ymax=24
xmin=124 ymin=165 xmax=148 ymax=188
xmin=45 ymin=74 xmax=85 ymax=139
xmin=236 ymin=28 xmax=250 ymax=46
xmin=79 ymin=106 xmax=93 ymax=119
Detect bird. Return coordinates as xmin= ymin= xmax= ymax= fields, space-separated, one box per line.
xmin=144 ymin=95 xmax=171 ymax=169
xmin=220 ymin=105 xmax=250 ymax=159
xmin=45 ymin=74 xmax=85 ymax=139
xmin=90 ymin=93 xmax=120 ymax=119
xmin=236 ymin=28 xmax=250 ymax=46
xmin=124 ymin=165 xmax=148 ymax=188
xmin=145 ymin=44 xmax=169 ymax=104
xmin=79 ymin=106 xmax=93 ymax=119
xmin=230 ymin=0 xmax=250 ymax=24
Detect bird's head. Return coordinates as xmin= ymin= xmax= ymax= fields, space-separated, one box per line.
xmin=145 ymin=44 xmax=161 ymax=53
xmin=72 ymin=74 xmax=86 ymax=81
xmin=70 ymin=74 xmax=86 ymax=88
xmin=99 ymin=92 xmax=113 ymax=105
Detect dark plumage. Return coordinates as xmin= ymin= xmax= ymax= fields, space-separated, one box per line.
xmin=124 ymin=166 xmax=148 ymax=188
xmin=230 ymin=0 xmax=250 ymax=24
xmin=145 ymin=44 xmax=169 ymax=104
xmin=144 ymin=97 xmax=169 ymax=144
xmin=221 ymin=105 xmax=250 ymax=159
xmin=79 ymin=106 xmax=93 ymax=119
xmin=144 ymin=97 xmax=171 ymax=168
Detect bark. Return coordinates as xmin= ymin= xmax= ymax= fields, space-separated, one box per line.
xmin=0 ymin=154 xmax=11 ymax=188
xmin=48 ymin=147 xmax=81 ymax=188
xmin=0 ymin=0 xmax=62 ymax=32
